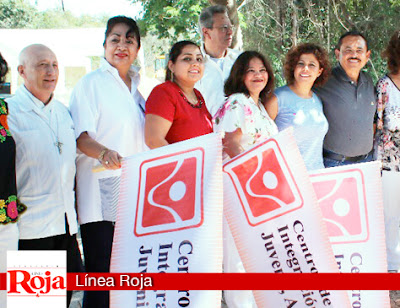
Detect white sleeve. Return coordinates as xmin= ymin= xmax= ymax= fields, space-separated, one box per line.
xmin=69 ymin=77 xmax=98 ymax=139
xmin=213 ymin=94 xmax=248 ymax=134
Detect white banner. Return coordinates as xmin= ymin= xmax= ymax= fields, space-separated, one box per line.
xmin=310 ymin=162 xmax=389 ymax=307
xmin=223 ymin=128 xmax=350 ymax=307
xmin=110 ymin=133 xmax=223 ymax=308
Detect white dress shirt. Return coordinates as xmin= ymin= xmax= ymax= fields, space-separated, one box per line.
xmin=69 ymin=58 xmax=147 ymax=225
xmin=195 ymin=45 xmax=240 ymax=117
xmin=7 ymin=86 xmax=78 ymax=239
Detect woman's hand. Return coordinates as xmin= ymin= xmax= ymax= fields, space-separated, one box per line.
xmin=77 ymin=132 xmax=122 ymax=169
xmin=223 ymin=128 xmax=245 ymax=158
xmin=99 ymin=149 xmax=122 ymax=170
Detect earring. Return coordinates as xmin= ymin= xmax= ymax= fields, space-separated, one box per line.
xmin=171 ymin=71 xmax=174 ymax=82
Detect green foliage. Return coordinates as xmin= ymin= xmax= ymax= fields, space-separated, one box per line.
xmin=242 ymin=0 xmax=400 ymax=85
xmin=33 ymin=10 xmax=108 ymax=29
xmin=2 ymin=0 xmax=398 ymax=85
xmin=133 ymin=0 xmax=208 ymax=42
xmin=133 ymin=0 xmax=210 ymax=77
xmin=0 ymin=0 xmax=36 ymax=28
xmin=0 ymin=0 xmax=108 ymax=29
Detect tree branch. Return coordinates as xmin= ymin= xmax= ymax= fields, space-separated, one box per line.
xmin=331 ymin=0 xmax=349 ymax=31
xmin=305 ymin=0 xmax=323 ymax=42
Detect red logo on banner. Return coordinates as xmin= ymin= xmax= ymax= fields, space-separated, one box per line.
xmin=223 ymin=139 xmax=303 ymax=226
xmin=135 ymin=148 xmax=204 ymax=236
xmin=311 ymin=169 xmax=369 ymax=244
xmin=8 ymin=270 xmax=66 ymax=296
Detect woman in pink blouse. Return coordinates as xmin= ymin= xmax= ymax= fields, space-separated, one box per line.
xmin=375 ymin=30 xmax=400 ymax=272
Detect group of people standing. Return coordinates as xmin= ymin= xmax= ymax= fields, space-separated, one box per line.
xmin=0 ymin=4 xmax=400 ymax=308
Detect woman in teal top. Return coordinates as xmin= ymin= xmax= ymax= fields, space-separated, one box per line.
xmin=266 ymin=43 xmax=331 ymax=170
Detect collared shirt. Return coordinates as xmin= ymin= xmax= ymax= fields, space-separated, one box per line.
xmin=7 ymin=86 xmax=78 ymax=239
xmin=69 ymin=58 xmax=147 ymax=225
xmin=195 ymin=45 xmax=240 ymax=117
xmin=313 ymin=65 xmax=376 ymax=157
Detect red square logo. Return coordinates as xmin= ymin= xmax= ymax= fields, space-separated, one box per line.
xmin=223 ymin=139 xmax=303 ymax=226
xmin=134 ymin=148 xmax=204 ymax=236
xmin=311 ymin=169 xmax=369 ymax=244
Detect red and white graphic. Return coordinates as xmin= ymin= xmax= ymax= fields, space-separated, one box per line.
xmin=135 ymin=148 xmax=205 ymax=236
xmin=223 ymin=139 xmax=303 ymax=226
xmin=7 ymin=251 xmax=66 ymax=308
xmin=311 ymin=169 xmax=369 ymax=244
xmin=111 ymin=133 xmax=223 ymax=308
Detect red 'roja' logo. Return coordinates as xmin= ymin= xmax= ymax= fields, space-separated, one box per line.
xmin=223 ymin=139 xmax=303 ymax=226
xmin=135 ymin=148 xmax=204 ymax=236
xmin=8 ymin=270 xmax=66 ymax=297
xmin=311 ymin=169 xmax=369 ymax=244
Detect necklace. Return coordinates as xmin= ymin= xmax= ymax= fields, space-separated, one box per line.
xmin=49 ymin=107 xmax=63 ymax=154
xmin=177 ymin=89 xmax=204 ymax=109
xmin=27 ymin=93 xmax=63 ymax=155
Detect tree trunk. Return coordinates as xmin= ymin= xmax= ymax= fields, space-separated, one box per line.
xmin=327 ymin=0 xmax=331 ymax=51
xmin=288 ymin=0 xmax=298 ymax=46
xmin=275 ymin=0 xmax=285 ymax=51
xmin=208 ymin=0 xmax=243 ymax=50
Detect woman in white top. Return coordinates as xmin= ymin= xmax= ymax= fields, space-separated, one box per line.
xmin=213 ymin=51 xmax=278 ymax=159
xmin=213 ymin=51 xmax=277 ymax=308
xmin=69 ymin=16 xmax=147 ymax=308
xmin=375 ymin=30 xmax=400 ymax=272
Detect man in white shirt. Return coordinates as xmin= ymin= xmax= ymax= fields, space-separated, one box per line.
xmin=195 ymin=5 xmax=240 ymax=116
xmin=196 ymin=8 xmax=255 ymax=308
xmin=7 ymin=44 xmax=82 ymax=307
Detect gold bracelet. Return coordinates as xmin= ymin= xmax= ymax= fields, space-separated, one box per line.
xmin=98 ymin=148 xmax=108 ymax=163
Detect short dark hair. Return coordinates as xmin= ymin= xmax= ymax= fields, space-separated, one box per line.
xmin=0 ymin=52 xmax=8 ymax=85
xmin=337 ymin=30 xmax=369 ymax=50
xmin=165 ymin=40 xmax=200 ymax=81
xmin=224 ymin=51 xmax=275 ymax=103
xmin=383 ymin=30 xmax=400 ymax=75
xmin=283 ymin=43 xmax=331 ymax=87
xmin=104 ymin=16 xmax=141 ymax=48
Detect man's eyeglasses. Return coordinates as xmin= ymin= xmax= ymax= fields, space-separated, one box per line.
xmin=212 ymin=25 xmax=235 ymax=33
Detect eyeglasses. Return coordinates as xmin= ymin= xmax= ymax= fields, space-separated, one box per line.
xmin=212 ymin=25 xmax=236 ymax=33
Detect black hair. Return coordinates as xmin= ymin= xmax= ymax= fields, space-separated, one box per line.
xmin=104 ymin=15 xmax=141 ymax=48
xmin=224 ymin=51 xmax=275 ymax=103
xmin=0 ymin=52 xmax=8 ymax=85
xmin=165 ymin=40 xmax=200 ymax=81
xmin=337 ymin=30 xmax=369 ymax=50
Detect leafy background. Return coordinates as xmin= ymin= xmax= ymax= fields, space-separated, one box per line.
xmin=1 ymin=0 xmax=399 ymax=85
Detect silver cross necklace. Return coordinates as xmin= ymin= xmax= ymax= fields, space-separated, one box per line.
xmin=42 ymin=103 xmax=63 ymax=155
xmin=50 ymin=110 xmax=63 ymax=154
xmin=55 ymin=139 xmax=63 ymax=154
xmin=27 ymin=92 xmax=63 ymax=154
